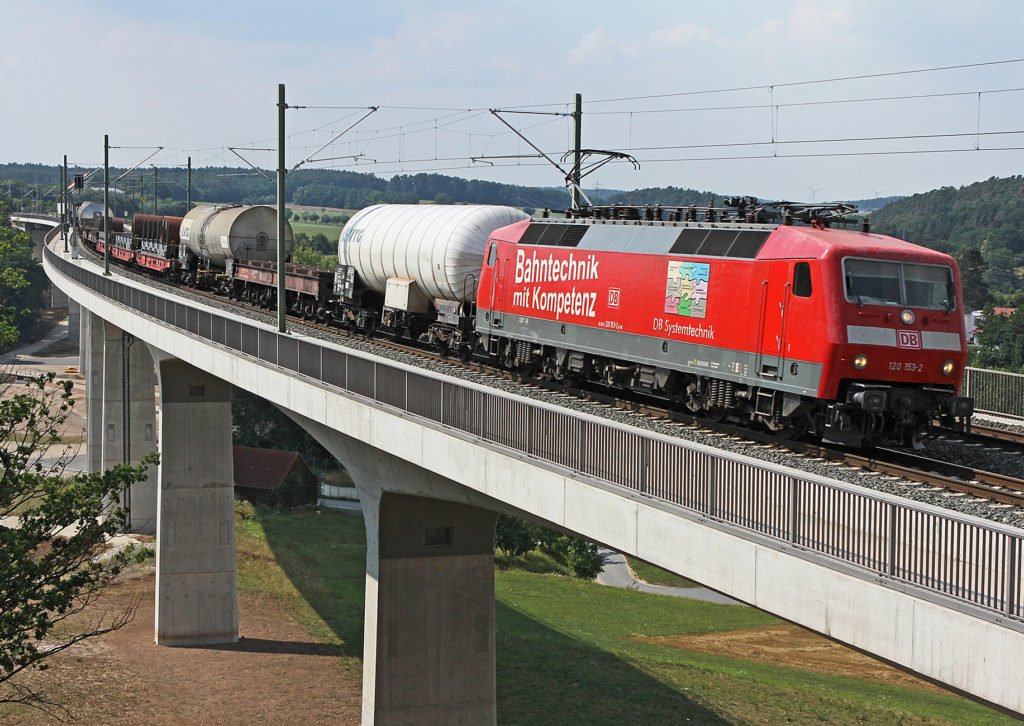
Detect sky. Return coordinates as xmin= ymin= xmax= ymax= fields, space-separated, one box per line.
xmin=3 ymin=0 xmax=1024 ymax=201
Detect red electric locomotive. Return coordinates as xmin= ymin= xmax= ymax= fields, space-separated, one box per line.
xmin=475 ymin=204 xmax=973 ymax=446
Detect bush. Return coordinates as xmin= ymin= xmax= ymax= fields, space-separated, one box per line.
xmin=494 ymin=515 xmax=536 ymax=557
xmin=559 ymin=536 xmax=603 ymax=579
xmin=493 ymin=515 xmax=603 ymax=579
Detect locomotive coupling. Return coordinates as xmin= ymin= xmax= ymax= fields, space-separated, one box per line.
xmin=940 ymin=396 xmax=974 ymax=418
xmin=850 ymin=387 xmax=887 ymax=413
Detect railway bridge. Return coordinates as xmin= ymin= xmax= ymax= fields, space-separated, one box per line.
xmin=26 ymin=217 xmax=1024 ymax=722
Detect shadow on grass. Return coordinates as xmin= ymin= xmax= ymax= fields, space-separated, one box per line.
xmin=254 ymin=508 xmax=366 ymax=656
xmin=201 ymin=638 xmax=346 ymax=657
xmin=256 ymin=508 xmax=732 ymax=725
xmin=496 ymin=602 xmax=732 ymax=725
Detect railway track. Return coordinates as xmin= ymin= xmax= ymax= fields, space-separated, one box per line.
xmin=964 ymin=421 xmax=1024 ymax=448
xmin=81 ymin=244 xmax=1024 ymax=509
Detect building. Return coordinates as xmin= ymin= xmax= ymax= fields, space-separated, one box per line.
xmin=233 ymin=446 xmax=317 ymax=505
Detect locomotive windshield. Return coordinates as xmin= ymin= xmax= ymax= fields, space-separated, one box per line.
xmin=843 ymin=258 xmax=955 ymax=311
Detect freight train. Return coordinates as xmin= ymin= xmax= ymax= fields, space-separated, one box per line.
xmin=77 ymin=198 xmax=973 ymax=447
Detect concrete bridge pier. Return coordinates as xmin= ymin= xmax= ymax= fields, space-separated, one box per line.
xmin=83 ymin=310 xmax=104 ymax=475
xmin=100 ymin=321 xmax=158 ymax=533
xmin=83 ymin=312 xmax=159 ymax=532
xmin=152 ymin=356 xmax=238 ymax=646
xmin=65 ymin=299 xmax=80 ymax=346
xmin=52 ymin=284 xmax=69 ymax=309
xmin=288 ymin=413 xmax=499 ymax=726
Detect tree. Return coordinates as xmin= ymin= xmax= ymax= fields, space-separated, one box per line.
xmin=310 ymin=232 xmax=332 ymax=255
xmin=231 ymin=387 xmax=332 ymax=469
xmin=558 ymin=536 xmax=603 ymax=580
xmin=974 ymin=306 xmax=1024 ymax=373
xmin=291 ymin=244 xmax=337 ymax=269
xmin=0 ymin=373 xmax=156 ymax=714
xmin=494 ymin=515 xmax=536 ymax=557
xmin=492 ymin=515 xmax=603 ymax=579
xmin=954 ymin=245 xmax=993 ymax=309
xmin=0 ymin=202 xmax=47 ymax=348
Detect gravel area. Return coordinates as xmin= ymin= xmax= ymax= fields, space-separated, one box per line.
xmin=92 ymin=250 xmax=1024 ymax=530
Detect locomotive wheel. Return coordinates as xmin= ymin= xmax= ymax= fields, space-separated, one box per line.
xmin=906 ymin=427 xmax=927 ymax=450
xmin=705 ymin=407 xmax=726 ymax=423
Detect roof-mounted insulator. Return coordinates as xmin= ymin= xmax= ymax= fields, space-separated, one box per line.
xmin=861 ymin=218 xmax=871 ymax=233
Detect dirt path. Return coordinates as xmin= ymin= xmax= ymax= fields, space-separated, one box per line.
xmin=5 ymin=568 xmax=361 ymax=725
xmin=636 ymin=625 xmax=951 ymax=695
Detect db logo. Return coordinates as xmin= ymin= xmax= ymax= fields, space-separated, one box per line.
xmin=608 ymin=288 xmax=620 ymax=308
xmin=896 ymin=330 xmax=922 ymax=349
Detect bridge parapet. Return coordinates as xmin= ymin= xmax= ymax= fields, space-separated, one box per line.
xmin=965 ymin=366 xmax=1024 ymax=420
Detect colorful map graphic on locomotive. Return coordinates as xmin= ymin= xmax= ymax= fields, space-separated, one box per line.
xmin=664 ymin=261 xmax=710 ymax=318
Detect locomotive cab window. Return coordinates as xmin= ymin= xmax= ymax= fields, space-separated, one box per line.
xmin=793 ymin=262 xmax=812 ymax=297
xmin=904 ymin=263 xmax=954 ymax=309
xmin=843 ymin=258 xmax=955 ymax=310
xmin=487 ymin=241 xmax=497 ymax=266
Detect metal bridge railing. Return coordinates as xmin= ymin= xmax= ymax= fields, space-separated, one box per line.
xmin=46 ymin=244 xmax=1024 ymax=627
xmin=964 ymin=366 xmax=1024 ymax=420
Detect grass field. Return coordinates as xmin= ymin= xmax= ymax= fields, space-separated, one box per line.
xmin=625 ymin=555 xmax=701 ymax=587
xmin=289 ymin=220 xmax=346 ymax=244
xmin=237 ymin=505 xmax=1014 ymax=725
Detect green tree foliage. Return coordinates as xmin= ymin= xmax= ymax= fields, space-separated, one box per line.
xmin=231 ymin=387 xmax=332 ymax=470
xmin=3 ymin=163 xmax=571 ymax=217
xmin=606 ymin=185 xmax=722 ymax=207
xmin=494 ymin=515 xmax=536 ymax=557
xmin=559 ymin=536 xmax=603 ymax=580
xmin=973 ymin=306 xmax=1024 ymax=373
xmin=954 ymin=245 xmax=993 ymax=309
xmin=493 ymin=515 xmax=603 ymax=579
xmin=309 ymin=233 xmax=332 ymax=255
xmin=0 ymin=373 xmax=156 ymax=712
xmin=869 ymin=176 xmax=1024 ymax=297
xmin=291 ymin=244 xmax=337 ymax=269
xmin=0 ymin=203 xmax=48 ymax=348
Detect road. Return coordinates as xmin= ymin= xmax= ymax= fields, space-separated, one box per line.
xmin=596 ymin=548 xmax=745 ymax=605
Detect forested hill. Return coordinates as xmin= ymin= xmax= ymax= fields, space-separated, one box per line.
xmin=605 ymin=187 xmax=902 ymax=212
xmin=868 ymin=176 xmax=1024 ymax=256
xmin=867 ymin=176 xmax=1024 ymax=300
xmin=606 ymin=186 xmax=722 ymax=206
xmin=0 ymin=164 xmax=575 ymax=214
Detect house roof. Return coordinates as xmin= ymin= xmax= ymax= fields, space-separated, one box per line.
xmin=994 ymin=307 xmax=1017 ymax=317
xmin=233 ymin=446 xmax=308 ymax=490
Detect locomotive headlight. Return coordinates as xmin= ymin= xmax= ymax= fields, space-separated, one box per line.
xmin=942 ymin=360 xmax=955 ymax=376
xmin=900 ymin=309 xmax=915 ymax=325
xmin=853 ymin=354 xmax=869 ymax=370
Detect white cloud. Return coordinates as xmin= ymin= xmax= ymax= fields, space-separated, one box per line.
xmin=785 ymin=0 xmax=856 ymax=51
xmin=647 ymin=22 xmax=713 ymax=46
xmin=567 ymin=27 xmax=634 ymax=66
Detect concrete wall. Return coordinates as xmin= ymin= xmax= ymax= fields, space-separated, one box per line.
xmin=152 ymin=356 xmax=237 ymax=646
